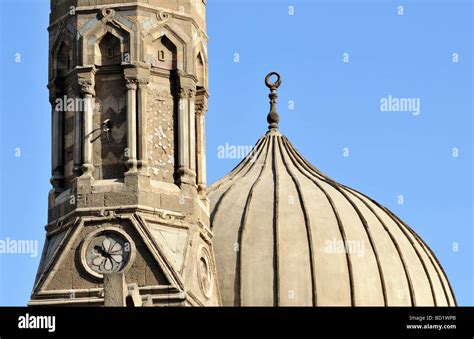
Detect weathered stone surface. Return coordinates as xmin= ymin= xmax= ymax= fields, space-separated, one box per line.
xmin=104 ymin=191 xmax=137 ymax=207
xmin=87 ymin=192 xmax=105 ymax=207
xmin=35 ymin=0 xmax=456 ymax=310
xmin=33 ymin=0 xmax=217 ymax=307
xmin=104 ymin=273 xmax=127 ymax=306
xmin=47 ymin=270 xmax=73 ymax=291
xmin=208 ymin=89 xmax=457 ymax=306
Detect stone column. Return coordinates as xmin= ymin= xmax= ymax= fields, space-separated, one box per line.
xmin=176 ymin=86 xmax=197 ymax=187
xmin=137 ymin=78 xmax=149 ymax=174
xmin=188 ymin=88 xmax=196 ymax=174
xmin=174 ymin=70 xmax=197 ymax=188
xmin=79 ymin=81 xmax=95 ymax=178
xmin=125 ymin=78 xmax=138 ymax=174
xmin=103 ymin=272 xmax=127 ymax=307
xmin=49 ymin=85 xmax=64 ymax=191
xmin=177 ymin=87 xmax=189 ymax=172
xmin=75 ymin=67 xmax=96 ymax=180
xmin=196 ymin=102 xmax=208 ymax=196
xmin=73 ymin=86 xmax=83 ymax=177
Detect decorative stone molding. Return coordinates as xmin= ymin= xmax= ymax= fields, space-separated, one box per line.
xmin=154 ymin=210 xmax=186 ymax=221
xmin=80 ymin=226 xmax=136 ymax=279
xmin=100 ymin=8 xmax=116 ymax=24
xmin=98 ymin=209 xmax=119 ymax=218
xmin=197 ymin=245 xmax=213 ymax=299
xmin=157 ymin=10 xmax=171 ymax=25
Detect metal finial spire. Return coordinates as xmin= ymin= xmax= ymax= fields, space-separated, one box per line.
xmin=265 ymin=72 xmax=282 ymax=130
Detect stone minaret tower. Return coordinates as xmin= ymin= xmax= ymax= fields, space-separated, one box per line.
xmin=30 ymin=0 xmax=219 ymax=306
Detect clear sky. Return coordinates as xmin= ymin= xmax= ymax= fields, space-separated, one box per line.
xmin=0 ymin=0 xmax=472 ymax=306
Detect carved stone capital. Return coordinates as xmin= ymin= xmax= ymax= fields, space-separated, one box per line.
xmin=195 ymin=89 xmax=208 ymax=116
xmin=79 ymin=79 xmax=95 ymax=96
xmin=177 ymin=87 xmax=196 ymax=99
xmin=74 ymin=68 xmax=96 ymax=96
xmin=137 ymin=77 xmax=150 ymax=88
xmin=196 ymin=103 xmax=208 ymax=116
xmin=126 ymin=78 xmax=138 ymax=91
xmin=178 ymin=87 xmax=188 ymax=99
xmin=187 ymin=88 xmax=196 ymax=99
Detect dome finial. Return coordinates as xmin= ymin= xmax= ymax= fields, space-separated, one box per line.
xmin=265 ymin=72 xmax=282 ymax=130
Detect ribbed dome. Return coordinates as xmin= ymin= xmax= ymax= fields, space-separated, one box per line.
xmin=208 ymin=73 xmax=456 ymax=307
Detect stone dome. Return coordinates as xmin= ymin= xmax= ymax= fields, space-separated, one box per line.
xmin=208 ymin=73 xmax=456 ymax=306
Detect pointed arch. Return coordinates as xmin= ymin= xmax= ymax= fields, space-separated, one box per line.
xmin=143 ymin=24 xmax=186 ymax=71
xmin=98 ymin=32 xmax=122 ymax=66
xmin=146 ymin=34 xmax=178 ymax=70
xmin=80 ymin=15 xmax=134 ymax=66
xmin=195 ymin=52 xmax=205 ymax=87
xmin=55 ymin=41 xmax=73 ymax=78
xmin=90 ymin=26 xmax=127 ymax=66
xmin=50 ymin=27 xmax=75 ymax=80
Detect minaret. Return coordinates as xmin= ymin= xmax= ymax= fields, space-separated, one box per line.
xmin=30 ymin=0 xmax=219 ymax=306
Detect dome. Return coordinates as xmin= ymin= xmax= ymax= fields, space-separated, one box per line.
xmin=208 ymin=72 xmax=456 ymax=306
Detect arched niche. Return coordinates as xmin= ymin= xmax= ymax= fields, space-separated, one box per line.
xmin=148 ymin=35 xmax=177 ymax=70
xmin=196 ymin=52 xmax=206 ymax=88
xmin=81 ymin=20 xmax=131 ymax=67
xmin=143 ymin=26 xmax=185 ymax=71
xmin=53 ymin=40 xmax=73 ymax=79
xmin=98 ymin=32 xmax=122 ymax=66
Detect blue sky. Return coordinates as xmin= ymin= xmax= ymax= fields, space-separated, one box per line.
xmin=0 ymin=0 xmax=472 ymax=306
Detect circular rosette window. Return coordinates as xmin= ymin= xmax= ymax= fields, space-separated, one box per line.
xmin=81 ymin=227 xmax=135 ymax=279
xmin=197 ymin=246 xmax=214 ymax=299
